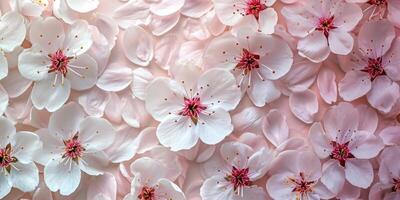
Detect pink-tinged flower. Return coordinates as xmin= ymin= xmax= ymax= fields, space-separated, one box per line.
xmin=338 ymin=20 xmax=400 ymax=113
xmin=308 ymin=102 xmax=384 ymax=192
xmin=281 ymin=0 xmax=362 ymax=63
xmin=10 ymin=0 xmax=49 ymax=17
xmin=213 ymin=0 xmax=278 ymax=34
xmin=203 ymin=31 xmax=293 ymax=107
xmin=349 ymin=0 xmax=400 ymax=28
xmin=122 ymin=157 xmax=185 ymax=200
xmin=266 ymin=150 xmax=335 ymax=200
xmin=0 ymin=117 xmax=41 ymax=199
xmin=34 ymin=102 xmax=115 ymax=195
xmin=18 ymin=17 xmax=98 ymax=112
xmin=145 ymin=63 xmax=241 ymax=151
xmin=0 ymin=12 xmax=26 ymax=81
xmin=200 ymin=141 xmax=273 ymax=200
xmin=369 ymin=146 xmax=400 ymax=200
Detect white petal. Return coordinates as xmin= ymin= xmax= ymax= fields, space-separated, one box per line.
xmin=202 ymin=33 xmax=241 ymax=70
xmin=258 ymin=8 xmax=278 ymax=34
xmin=48 ymin=102 xmax=84 ymax=140
xmin=11 ymin=131 xmax=41 ymax=164
xmin=181 ymin=0 xmax=213 ymax=18
xmin=262 ymin=110 xmax=289 ymax=147
xmin=155 ymin=179 xmax=185 ymax=200
xmin=0 ymin=53 xmax=7 ymax=80
xmin=112 ymin=0 xmax=151 ymax=29
xmin=29 ymin=17 xmax=65 ymax=53
xmin=156 ymin=115 xmax=199 ymax=151
xmin=297 ymin=31 xmax=330 ymax=63
xmin=367 ymin=76 xmax=400 ymax=113
xmin=123 ymin=25 xmax=154 ymax=67
xmin=1 ymin=68 xmax=32 ymax=98
xmin=150 ymin=12 xmax=180 ymax=36
xmin=266 ymin=173 xmax=294 ymax=200
xmin=213 ymin=0 xmax=243 ymax=26
xmin=78 ymin=87 xmax=109 ymax=117
xmin=34 ymin=128 xmax=64 ymax=166
xmin=196 ymin=108 xmax=233 ymax=145
xmin=232 ymin=106 xmax=263 ymax=133
xmin=18 ymin=49 xmax=52 ymax=81
xmin=44 ymin=158 xmax=81 ymax=196
xmin=79 ymin=151 xmax=109 ymax=175
xmin=145 ymin=77 xmax=185 ymax=121
xmin=247 ymin=148 xmax=273 ymax=180
xmin=0 ymin=116 xmax=15 ymax=147
xmin=317 ymin=68 xmax=337 ymax=104
xmin=53 ymin=0 xmax=79 ymax=24
xmin=130 ymin=157 xmax=166 ymax=185
xmin=200 ymin=176 xmax=233 ymax=200
xmin=356 ymin=104 xmax=378 ymax=134
xmin=66 ymin=54 xmax=98 ymax=90
xmin=198 ymin=69 xmax=241 ymax=111
xmin=328 ymin=30 xmax=354 ymax=55
xmin=131 ymin=68 xmax=153 ymax=100
xmin=345 ymin=159 xmax=373 ymax=188
xmin=258 ymin=35 xmax=293 ymax=80
xmin=0 ymin=12 xmax=26 ymax=52
xmin=149 ymin=0 xmax=185 ymax=16
xmin=289 ymin=89 xmax=318 ymax=124
xmin=96 ymin=64 xmax=132 ymax=92
xmin=220 ymin=142 xmax=253 ymax=169
xmin=66 ymin=0 xmax=99 ymax=13
xmin=322 ymin=102 xmax=359 ymax=140
xmin=0 ymin=174 xmax=12 ymax=199
xmin=10 ymin=162 xmax=39 ymax=192
xmin=247 ymin=78 xmax=280 ymax=107
xmin=349 ymin=131 xmax=384 ymax=159
xmin=308 ymin=123 xmax=332 ymax=159
xmin=31 ymin=77 xmax=71 ymax=112
xmin=338 ymin=70 xmax=371 ymax=101
xmin=321 ymin=160 xmax=345 ymax=194
xmin=79 ymin=116 xmax=115 ymax=151
xmin=379 ymin=126 xmax=400 ymax=145
xmin=0 ymin=85 xmax=8 ymax=116
xmin=63 ymin=20 xmax=93 ymax=56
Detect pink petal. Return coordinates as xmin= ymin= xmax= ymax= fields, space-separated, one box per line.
xmin=289 ymin=89 xmax=318 ymax=124
xmin=297 ymin=31 xmax=330 ymax=63
xmin=367 ymin=76 xmax=400 ymax=113
xmin=338 ymin=70 xmax=371 ymax=101
xmin=317 ymin=68 xmax=337 ymax=104
xmin=262 ymin=110 xmax=289 ymax=147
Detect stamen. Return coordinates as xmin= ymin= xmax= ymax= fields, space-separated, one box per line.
xmin=315 ymin=16 xmax=337 ymax=38
xmin=179 ymin=97 xmax=207 ymax=125
xmin=330 ymin=141 xmax=354 ymax=167
xmin=138 ymin=186 xmax=156 ymax=200
xmin=225 ymin=166 xmax=252 ymax=195
xmin=62 ymin=134 xmax=85 ymax=161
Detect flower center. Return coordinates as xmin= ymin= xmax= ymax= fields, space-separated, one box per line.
xmin=179 ymin=97 xmax=207 ymax=125
xmin=288 ymin=172 xmax=315 ymax=197
xmin=225 ymin=166 xmax=252 ymax=192
xmin=32 ymin=0 xmax=48 ymax=6
xmin=245 ymin=0 xmax=267 ymax=19
xmin=48 ymin=50 xmax=72 ymax=77
xmin=393 ymin=178 xmax=400 ymax=192
xmin=315 ymin=16 xmax=337 ymax=38
xmin=138 ymin=186 xmax=155 ymax=200
xmin=368 ymin=0 xmax=387 ymax=6
xmin=236 ymin=49 xmax=260 ymax=75
xmin=0 ymin=144 xmax=17 ymax=170
xmin=330 ymin=141 xmax=354 ymax=167
xmin=360 ymin=57 xmax=385 ymax=81
xmin=62 ymin=135 xmax=85 ymax=160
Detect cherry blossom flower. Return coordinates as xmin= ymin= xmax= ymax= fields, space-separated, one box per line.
xmin=0 ymin=116 xmax=41 ymax=199
xmin=338 ymin=19 xmax=400 ymax=113
xmin=266 ymin=150 xmax=335 ymax=200
xmin=145 ymin=63 xmax=241 ymax=151
xmin=282 ymin=0 xmax=362 ymax=63
xmin=18 ymin=17 xmax=98 ymax=112
xmin=0 ymin=11 xmax=26 ymax=80
xmin=200 ymin=141 xmax=273 ymax=200
xmin=348 ymin=0 xmax=400 ymax=27
xmin=308 ymin=102 xmax=384 ymax=192
xmin=122 ymin=157 xmax=185 ymax=200
xmin=34 ymin=102 xmax=115 ymax=195
xmin=213 ymin=0 xmax=278 ymax=34
xmin=203 ymin=31 xmax=293 ymax=107
xmin=369 ymin=146 xmax=400 ymax=200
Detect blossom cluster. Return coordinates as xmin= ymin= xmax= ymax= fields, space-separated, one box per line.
xmin=0 ymin=0 xmax=399 ymax=199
